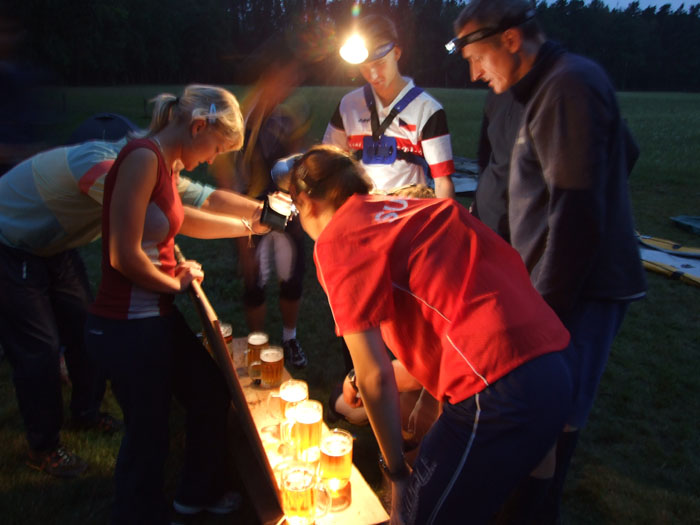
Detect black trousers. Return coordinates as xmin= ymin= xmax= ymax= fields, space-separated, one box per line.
xmin=86 ymin=309 xmax=232 ymax=525
xmin=0 ymin=243 xmax=104 ymax=451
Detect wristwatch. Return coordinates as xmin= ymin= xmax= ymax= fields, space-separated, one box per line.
xmin=346 ymin=368 xmax=358 ymax=393
xmin=378 ymin=453 xmax=411 ymax=482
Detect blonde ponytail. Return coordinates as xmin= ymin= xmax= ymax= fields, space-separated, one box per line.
xmin=130 ymin=85 xmax=244 ymax=150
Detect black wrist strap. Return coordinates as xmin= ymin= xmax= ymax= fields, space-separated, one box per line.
xmin=260 ymin=197 xmax=288 ymax=232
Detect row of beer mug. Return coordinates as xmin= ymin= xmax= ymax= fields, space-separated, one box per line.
xmin=265 ymin=379 xmax=354 ymax=524
xmin=245 ymin=331 xmax=285 ymax=387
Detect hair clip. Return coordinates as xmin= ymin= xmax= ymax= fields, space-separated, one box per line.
xmin=208 ymin=103 xmax=217 ymax=124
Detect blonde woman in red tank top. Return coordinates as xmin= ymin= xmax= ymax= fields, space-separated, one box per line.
xmin=86 ymin=85 xmax=251 ymax=523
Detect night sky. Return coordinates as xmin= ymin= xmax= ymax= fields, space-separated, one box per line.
xmin=606 ymin=0 xmax=696 ymax=10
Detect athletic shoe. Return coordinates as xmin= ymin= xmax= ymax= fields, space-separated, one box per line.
xmin=173 ymin=490 xmax=241 ymax=515
xmin=27 ymin=445 xmax=88 ymax=478
xmin=282 ymin=338 xmax=307 ymax=369
xmin=68 ymin=412 xmax=124 ymax=434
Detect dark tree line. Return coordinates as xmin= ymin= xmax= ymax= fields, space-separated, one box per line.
xmin=11 ymin=0 xmax=700 ymax=91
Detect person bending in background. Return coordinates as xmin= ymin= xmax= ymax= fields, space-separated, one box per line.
xmin=84 ymin=85 xmax=254 ymax=523
xmin=289 ymin=144 xmax=573 ymax=524
xmin=450 ymin=1 xmax=647 ymax=521
xmin=0 ymin=130 xmax=268 ymax=478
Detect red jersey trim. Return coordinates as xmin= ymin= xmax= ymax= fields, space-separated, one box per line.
xmin=429 ymin=159 xmax=455 ymax=179
xmin=346 ymin=134 xmax=424 ymax=156
xmin=78 ymin=160 xmax=114 ymax=195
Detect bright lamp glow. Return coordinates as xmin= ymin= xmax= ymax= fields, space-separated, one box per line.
xmin=339 ymin=34 xmax=368 ymax=64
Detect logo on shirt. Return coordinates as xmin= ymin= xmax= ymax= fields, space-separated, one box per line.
xmin=374 ymin=199 xmax=408 ymax=223
xmin=398 ymin=118 xmax=416 ymax=131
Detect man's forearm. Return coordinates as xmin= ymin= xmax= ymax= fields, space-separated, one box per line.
xmin=434 ymin=176 xmax=456 ymax=199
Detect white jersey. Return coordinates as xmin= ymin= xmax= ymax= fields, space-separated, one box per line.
xmin=323 ymin=78 xmax=454 ymax=191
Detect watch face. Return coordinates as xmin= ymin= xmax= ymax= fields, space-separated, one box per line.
xmin=347 ymin=369 xmax=358 ymax=392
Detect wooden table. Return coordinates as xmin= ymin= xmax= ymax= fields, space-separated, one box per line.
xmin=228 ymin=338 xmax=389 ymax=525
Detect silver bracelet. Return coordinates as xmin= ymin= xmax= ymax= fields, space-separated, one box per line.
xmin=241 ymin=218 xmax=254 ymax=247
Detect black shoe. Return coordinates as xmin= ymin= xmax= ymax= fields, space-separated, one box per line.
xmin=27 ymin=445 xmax=88 ymax=478
xmin=68 ymin=412 xmax=124 ymax=434
xmin=282 ymin=338 xmax=307 ymax=369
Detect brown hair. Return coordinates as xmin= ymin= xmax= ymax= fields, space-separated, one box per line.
xmin=454 ymin=0 xmax=541 ymax=41
xmin=290 ymin=144 xmax=373 ymax=210
xmin=360 ymin=14 xmax=400 ymax=49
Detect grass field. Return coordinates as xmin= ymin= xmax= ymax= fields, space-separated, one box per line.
xmin=0 ymin=85 xmax=698 ymax=524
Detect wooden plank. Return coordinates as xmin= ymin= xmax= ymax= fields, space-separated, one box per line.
xmin=174 ymin=245 xmax=284 ymax=525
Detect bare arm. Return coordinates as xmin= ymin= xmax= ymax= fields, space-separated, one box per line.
xmin=109 ymin=149 xmax=201 ymax=294
xmin=200 ymin=189 xmax=263 ymax=219
xmin=434 ymin=175 xmax=456 ymax=199
xmin=179 ymin=205 xmax=267 ymax=238
xmin=344 ymin=329 xmax=406 ymax=474
xmin=345 ymin=328 xmax=409 ymax=524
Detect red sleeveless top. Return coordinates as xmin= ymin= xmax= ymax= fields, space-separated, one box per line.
xmin=91 ymin=139 xmax=184 ymax=319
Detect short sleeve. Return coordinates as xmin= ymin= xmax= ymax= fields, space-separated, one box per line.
xmin=315 ymin=238 xmax=393 ymax=335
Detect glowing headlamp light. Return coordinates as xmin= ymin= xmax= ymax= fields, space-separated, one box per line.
xmin=340 ymin=34 xmax=368 ymax=64
xmin=340 ymin=34 xmax=396 ymax=65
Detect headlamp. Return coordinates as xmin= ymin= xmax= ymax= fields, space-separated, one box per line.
xmin=340 ymin=34 xmax=396 ymax=65
xmin=445 ymin=8 xmax=536 ymax=54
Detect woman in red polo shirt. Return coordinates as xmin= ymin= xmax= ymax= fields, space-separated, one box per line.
xmin=289 ymin=144 xmax=573 ymax=524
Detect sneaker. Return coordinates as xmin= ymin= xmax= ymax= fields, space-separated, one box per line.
xmin=283 ymin=338 xmax=307 ymax=369
xmin=27 ymin=445 xmax=88 ymax=478
xmin=173 ymin=490 xmax=241 ymax=515
xmin=68 ymin=412 xmax=124 ymax=434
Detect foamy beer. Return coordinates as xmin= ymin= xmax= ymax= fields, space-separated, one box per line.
xmin=287 ymin=399 xmax=323 ymax=463
xmin=280 ymin=379 xmax=308 ymax=419
xmin=246 ymin=331 xmax=268 ymax=369
xmin=319 ymin=428 xmax=353 ymax=491
xmin=280 ymin=462 xmax=330 ymax=525
xmin=259 ymin=346 xmax=284 ymax=388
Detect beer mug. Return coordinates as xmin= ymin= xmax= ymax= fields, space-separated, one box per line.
xmin=199 ymin=322 xmax=233 ymax=353
xmin=219 ymin=322 xmax=233 ymax=344
xmin=282 ymin=399 xmax=323 ymax=463
xmin=249 ymin=346 xmax=284 ymax=388
xmin=268 ymin=379 xmax=309 ymax=421
xmin=280 ymin=462 xmax=331 ymax=525
xmin=245 ymin=332 xmax=269 ymax=381
xmin=319 ymin=428 xmax=353 ymax=492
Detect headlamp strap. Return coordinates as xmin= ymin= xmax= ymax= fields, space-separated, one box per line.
xmin=362 ymin=84 xmax=424 ymax=142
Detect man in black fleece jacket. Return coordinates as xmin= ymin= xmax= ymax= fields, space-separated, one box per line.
xmin=450 ymin=0 xmax=647 ymax=522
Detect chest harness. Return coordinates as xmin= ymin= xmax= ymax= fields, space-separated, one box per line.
xmin=357 ymin=84 xmax=430 ymax=177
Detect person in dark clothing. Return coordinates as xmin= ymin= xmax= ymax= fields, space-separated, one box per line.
xmin=450 ymin=1 xmax=647 ymax=522
xmin=471 ymin=89 xmax=523 ymax=242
